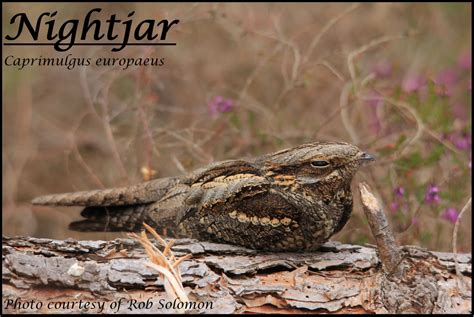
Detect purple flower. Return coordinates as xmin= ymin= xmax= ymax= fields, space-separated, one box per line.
xmin=208 ymin=96 xmax=235 ymax=115
xmin=402 ymin=74 xmax=426 ymax=93
xmin=442 ymin=207 xmax=459 ymax=224
xmin=372 ymin=60 xmax=392 ymax=79
xmin=424 ymin=184 xmax=441 ymax=204
xmin=411 ymin=217 xmax=418 ymax=226
xmin=453 ymin=136 xmax=471 ymax=151
xmin=434 ymin=68 xmax=458 ymax=96
xmin=435 ymin=68 xmax=458 ymax=86
xmin=447 ymin=132 xmax=471 ymax=151
xmin=394 ymin=186 xmax=405 ymax=197
xmin=451 ymin=102 xmax=467 ymax=120
xmin=458 ymin=51 xmax=472 ymax=70
xmin=389 ymin=202 xmax=399 ymax=213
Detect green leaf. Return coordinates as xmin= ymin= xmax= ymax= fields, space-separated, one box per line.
xmin=395 ymin=210 xmax=407 ymax=223
xmin=396 ymin=150 xmax=423 ymax=169
xmin=421 ymin=230 xmax=432 ymax=244
xmin=426 ymin=80 xmax=438 ymax=105
xmin=407 ymin=92 xmax=420 ymax=110
xmin=442 ymin=184 xmax=466 ymax=204
xmin=395 ymin=134 xmax=407 ymax=149
xmin=247 ymin=111 xmax=255 ymax=129
xmin=414 ymin=185 xmax=425 ymax=203
xmin=274 ymin=137 xmax=285 ymax=147
xmin=354 ymin=236 xmax=369 ymax=245
xmin=376 ymin=145 xmax=397 ymax=157
xmin=426 ymin=144 xmax=445 ymax=165
xmin=228 ymin=112 xmax=241 ymax=130
xmin=408 ymin=151 xmax=423 ymax=166
xmin=257 ymin=131 xmax=268 ymax=144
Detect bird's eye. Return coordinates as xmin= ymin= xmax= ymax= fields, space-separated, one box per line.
xmin=310 ymin=160 xmax=329 ymax=168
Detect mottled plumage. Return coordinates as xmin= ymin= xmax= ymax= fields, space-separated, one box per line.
xmin=32 ymin=141 xmax=374 ymax=251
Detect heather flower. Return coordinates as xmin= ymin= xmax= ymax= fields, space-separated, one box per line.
xmin=394 ymin=186 xmax=405 ymax=197
xmin=435 ymin=68 xmax=458 ymax=86
xmin=451 ymin=102 xmax=467 ymax=120
xmin=208 ymin=96 xmax=235 ymax=115
xmin=411 ymin=217 xmax=418 ymax=226
xmin=390 ymin=202 xmax=399 ymax=213
xmin=447 ymin=132 xmax=471 ymax=151
xmin=402 ymin=74 xmax=426 ymax=93
xmin=372 ymin=60 xmax=392 ymax=79
xmin=453 ymin=135 xmax=471 ymax=151
xmin=458 ymin=51 xmax=472 ymax=70
xmin=434 ymin=68 xmax=458 ymax=96
xmin=442 ymin=207 xmax=459 ymax=224
xmin=424 ymin=184 xmax=441 ymax=204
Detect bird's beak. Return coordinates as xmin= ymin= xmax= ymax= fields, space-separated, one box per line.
xmin=359 ymin=152 xmax=376 ymax=162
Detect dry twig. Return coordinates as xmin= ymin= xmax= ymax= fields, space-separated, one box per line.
xmin=359 ymin=182 xmax=402 ymax=277
xmin=129 ymin=223 xmax=192 ymax=313
xmin=452 ymin=197 xmax=472 ymax=290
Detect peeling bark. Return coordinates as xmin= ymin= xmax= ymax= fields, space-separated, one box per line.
xmin=358 ymin=182 xmax=472 ymax=314
xmin=2 ymin=236 xmax=471 ymax=314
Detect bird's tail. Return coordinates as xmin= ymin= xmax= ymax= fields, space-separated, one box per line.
xmin=68 ymin=203 xmax=181 ymax=234
xmin=68 ymin=204 xmax=153 ymax=232
xmin=31 ymin=177 xmax=181 ymax=207
xmin=32 ymin=177 xmax=185 ymax=234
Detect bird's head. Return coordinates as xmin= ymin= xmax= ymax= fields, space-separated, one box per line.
xmin=261 ymin=142 xmax=375 ymax=196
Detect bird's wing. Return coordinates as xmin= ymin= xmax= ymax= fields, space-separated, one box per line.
xmin=31 ymin=159 xmax=260 ymax=207
xmin=183 ymin=159 xmax=267 ymax=209
xmin=188 ymin=159 xmax=262 ymax=183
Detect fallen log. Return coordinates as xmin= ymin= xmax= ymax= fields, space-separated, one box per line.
xmin=2 ymin=235 xmax=471 ymax=314
xmin=2 ymin=183 xmax=471 ymax=314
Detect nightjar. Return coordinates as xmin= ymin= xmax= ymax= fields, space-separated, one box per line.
xmin=32 ymin=141 xmax=375 ymax=251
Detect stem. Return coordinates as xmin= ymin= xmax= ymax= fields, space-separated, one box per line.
xmin=359 ymin=182 xmax=402 ymax=277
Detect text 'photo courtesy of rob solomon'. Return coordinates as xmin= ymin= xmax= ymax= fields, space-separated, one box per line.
xmin=2 ymin=2 xmax=472 ymax=314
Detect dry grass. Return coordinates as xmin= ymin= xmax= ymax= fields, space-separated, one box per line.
xmin=129 ymin=223 xmax=191 ymax=312
xmin=3 ymin=3 xmax=471 ymax=252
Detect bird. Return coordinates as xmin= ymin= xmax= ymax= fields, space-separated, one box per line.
xmin=32 ymin=141 xmax=375 ymax=251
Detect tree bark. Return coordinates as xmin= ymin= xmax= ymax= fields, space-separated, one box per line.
xmin=358 ymin=183 xmax=471 ymax=313
xmin=2 ymin=235 xmax=471 ymax=314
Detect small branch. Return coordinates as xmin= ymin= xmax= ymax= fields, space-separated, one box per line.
xmin=453 ymin=197 xmax=472 ymax=290
xmin=347 ymin=32 xmax=410 ymax=86
xmin=98 ymin=77 xmax=130 ymax=185
xmin=359 ymin=182 xmax=402 ymax=276
xmin=339 ymin=82 xmax=359 ymax=144
xmin=359 ymin=96 xmax=424 ymax=158
xmin=237 ymin=43 xmax=284 ymax=104
xmin=313 ymin=60 xmax=345 ymax=82
xmin=302 ymin=3 xmax=360 ymax=65
xmin=71 ymin=141 xmax=106 ymax=189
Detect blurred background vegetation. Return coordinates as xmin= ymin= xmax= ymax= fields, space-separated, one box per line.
xmin=2 ymin=3 xmax=471 ymax=252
